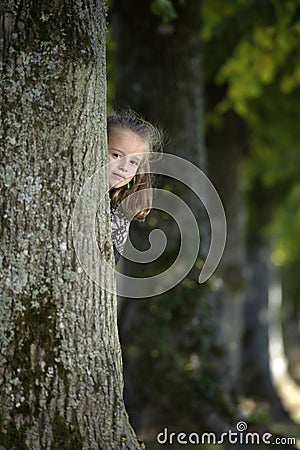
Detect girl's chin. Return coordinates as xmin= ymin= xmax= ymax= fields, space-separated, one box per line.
xmin=110 ymin=180 xmax=127 ymax=189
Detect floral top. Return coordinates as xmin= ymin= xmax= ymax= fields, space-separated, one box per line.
xmin=110 ymin=204 xmax=130 ymax=264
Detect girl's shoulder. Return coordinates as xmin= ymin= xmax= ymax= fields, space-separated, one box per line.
xmin=110 ymin=204 xmax=130 ymax=231
xmin=110 ymin=204 xmax=130 ymax=262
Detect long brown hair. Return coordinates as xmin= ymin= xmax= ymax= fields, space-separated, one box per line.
xmin=108 ymin=110 xmax=163 ymax=221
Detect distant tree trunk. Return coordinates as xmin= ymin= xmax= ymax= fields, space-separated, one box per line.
xmin=206 ymin=110 xmax=287 ymax=418
xmin=243 ymin=240 xmax=274 ymax=398
xmin=112 ymin=0 xmax=205 ymax=166
xmin=0 ymin=1 xmax=142 ymax=448
xmin=112 ymin=0 xmax=234 ymax=437
xmin=206 ymin=110 xmax=248 ymax=400
xmin=242 ymin=182 xmax=288 ymax=417
xmin=282 ymin=266 xmax=300 ymax=384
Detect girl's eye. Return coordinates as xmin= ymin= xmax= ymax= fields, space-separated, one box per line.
xmin=112 ymin=152 xmax=121 ymax=159
xmin=130 ymin=160 xmax=139 ymax=166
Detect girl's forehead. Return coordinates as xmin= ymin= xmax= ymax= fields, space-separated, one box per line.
xmin=110 ymin=129 xmax=142 ymax=141
xmin=109 ymin=130 xmax=148 ymax=155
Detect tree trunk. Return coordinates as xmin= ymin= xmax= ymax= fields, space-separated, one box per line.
xmin=0 ymin=1 xmax=142 ymax=448
xmin=112 ymin=0 xmax=233 ymax=437
xmin=242 ymin=241 xmax=275 ymax=398
xmin=112 ymin=0 xmax=205 ymax=166
xmin=282 ymin=266 xmax=300 ymax=385
xmin=205 ymin=110 xmax=248 ymax=400
xmin=242 ymin=189 xmax=289 ymax=418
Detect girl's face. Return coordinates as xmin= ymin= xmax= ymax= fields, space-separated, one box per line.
xmin=108 ymin=130 xmax=146 ymax=189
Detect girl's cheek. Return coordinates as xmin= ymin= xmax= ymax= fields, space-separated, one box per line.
xmin=108 ymin=157 xmax=116 ymax=167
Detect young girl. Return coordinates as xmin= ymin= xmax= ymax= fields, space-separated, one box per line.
xmin=107 ymin=111 xmax=163 ymax=264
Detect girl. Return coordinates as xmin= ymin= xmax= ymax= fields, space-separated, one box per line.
xmin=107 ymin=111 xmax=163 ymax=264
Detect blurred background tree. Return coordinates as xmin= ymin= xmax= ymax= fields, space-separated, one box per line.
xmin=107 ymin=0 xmax=300 ymax=447
xmin=201 ymin=0 xmax=300 ymax=403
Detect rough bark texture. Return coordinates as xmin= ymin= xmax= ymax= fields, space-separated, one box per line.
xmin=0 ymin=1 xmax=142 ymax=448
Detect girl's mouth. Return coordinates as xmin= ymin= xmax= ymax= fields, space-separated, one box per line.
xmin=113 ymin=173 xmax=125 ymax=179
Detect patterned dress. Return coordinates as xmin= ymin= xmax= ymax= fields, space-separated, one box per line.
xmin=110 ymin=204 xmax=130 ymax=264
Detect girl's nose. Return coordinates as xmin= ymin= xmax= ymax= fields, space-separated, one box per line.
xmin=119 ymin=157 xmax=129 ymax=172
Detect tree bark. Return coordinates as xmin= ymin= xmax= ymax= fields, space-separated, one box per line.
xmin=0 ymin=1 xmax=142 ymax=448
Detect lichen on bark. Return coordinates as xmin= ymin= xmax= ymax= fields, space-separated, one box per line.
xmin=0 ymin=1 xmax=143 ymax=448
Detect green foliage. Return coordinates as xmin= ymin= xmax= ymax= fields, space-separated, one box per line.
xmin=150 ymin=0 xmax=178 ymax=22
xmin=202 ymin=0 xmax=239 ymax=42
xmin=202 ymin=0 xmax=300 ymax=277
xmin=203 ymin=0 xmax=300 ymax=118
xmin=269 ymin=183 xmax=300 ymax=265
xmin=243 ymin=85 xmax=300 ymax=268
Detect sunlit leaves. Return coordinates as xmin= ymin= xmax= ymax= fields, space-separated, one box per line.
xmin=245 ymin=92 xmax=300 ymax=186
xmin=217 ymin=21 xmax=300 ymax=116
xmin=202 ymin=0 xmax=237 ymax=41
xmin=202 ymin=0 xmax=300 ymax=273
xmin=203 ymin=0 xmax=300 ymax=117
xmin=244 ymin=89 xmax=300 ymax=266
xmin=270 ymin=183 xmax=300 ymax=265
